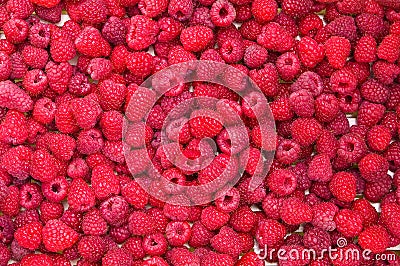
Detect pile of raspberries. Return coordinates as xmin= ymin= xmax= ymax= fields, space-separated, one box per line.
xmin=0 ymin=0 xmax=400 ymax=265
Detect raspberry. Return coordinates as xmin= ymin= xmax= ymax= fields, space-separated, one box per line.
xmin=30 ymin=149 xmax=59 ymax=183
xmin=229 ymin=206 xmax=256 ymax=233
xmin=6 ymin=0 xmax=34 ymax=19
xmin=360 ymin=79 xmax=390 ymax=104
xmin=307 ymin=154 xmax=332 ymax=182
xmin=102 ymin=248 xmax=133 ymax=266
xmin=251 ymin=0 xmax=278 ymax=24
xmin=329 ymin=172 xmax=356 ymax=202
xmin=91 ymin=165 xmax=120 ymax=200
xmin=326 ymin=16 xmax=357 ymax=42
xmin=36 ymin=3 xmax=62 ymax=23
xmin=0 ymin=110 xmax=29 ymax=145
xmin=334 ymin=209 xmax=363 ymax=238
xmin=303 ymin=227 xmax=331 ymax=253
xmin=19 ymin=183 xmax=43 ymax=210
xmin=0 ymin=52 xmax=11 ymax=82
xmin=289 ymin=89 xmax=315 ymax=118
xmin=167 ymin=0 xmax=194 ymax=22
xmin=68 ymin=178 xmax=96 ymax=213
xmin=337 ymin=133 xmax=367 ymax=164
xmin=367 ymin=125 xmax=391 ymax=152
xmin=291 ymin=118 xmax=323 ymax=147
xmin=298 ymin=14 xmax=323 ymax=37
xmin=138 ymin=0 xmax=168 ymax=18
xmin=188 ymin=221 xmax=214 ymax=248
xmin=41 ymin=177 xmax=68 ymax=203
xmin=291 ymin=71 xmax=324 ymax=97
xmin=0 ymin=243 xmax=10 ymax=265
xmin=210 ymin=226 xmax=242 ymax=258
xmin=75 ymin=27 xmax=111 ymax=57
xmin=87 ymin=58 xmax=112 ymax=81
xmin=126 ymin=52 xmax=154 ymax=78
xmin=78 ymin=236 xmax=106 ymax=262
xmin=121 ymin=181 xmax=148 ymax=209
xmin=100 ymin=196 xmax=129 ymax=226
xmin=248 ymin=64 xmax=278 ymax=97
xmin=70 ymin=97 xmax=102 ymax=130
xmin=126 ymin=15 xmax=159 ymax=51
xmin=128 ymin=211 xmax=156 ymax=236
xmin=82 ymin=209 xmax=108 ymax=236
xmin=142 ymin=233 xmax=167 ymax=256
xmin=0 ymin=81 xmax=33 ymax=113
xmin=281 ymin=0 xmax=313 ymax=18
xmin=377 ymin=34 xmax=400 ymax=63
xmin=275 ymin=139 xmax=300 ymax=165
xmin=297 ymin=36 xmax=325 ymax=69
xmin=46 ymin=62 xmax=73 ymax=95
xmin=359 ymin=153 xmax=389 ymax=182
xmin=364 ymin=174 xmax=392 ymax=202
xmin=373 ymin=60 xmax=400 ymax=85
xmin=236 ymin=252 xmax=264 ymax=266
xmin=355 ymin=35 xmax=377 ymax=63
xmin=200 ymin=206 xmax=230 ymax=231
xmin=42 ymin=219 xmax=79 ymax=252
xmin=358 ymin=225 xmax=390 ymax=254
xmin=280 ymin=197 xmax=312 ymax=225
xmin=67 ymin=0 xmax=108 ymax=25
xmin=219 ymin=38 xmax=245 ymax=63
xmin=77 ymin=129 xmax=104 ymax=155
xmin=324 ymin=36 xmax=351 ymax=69
xmin=20 ymin=254 xmax=53 ymax=266
xmin=210 ymin=0 xmax=236 ymax=27
xmin=15 ymin=222 xmax=43 ymax=250
xmin=3 ymin=19 xmax=29 ymax=44
xmin=267 ymin=169 xmax=297 ymax=196
xmin=201 ymin=252 xmax=234 ymax=266
xmin=358 ymin=101 xmax=386 ymax=128
xmin=165 ymin=221 xmax=191 ymax=247
xmin=276 ymin=52 xmax=301 ymax=81
xmin=257 ymin=22 xmax=294 ymax=53
xmin=215 ymin=188 xmax=240 ymax=212
xmin=381 ymin=203 xmax=400 ymax=238
xmin=312 ymin=202 xmax=338 ymax=231
xmin=0 ymin=186 xmax=19 ymax=217
xmin=256 ymin=219 xmax=286 ymax=247
xmin=1 ymin=145 xmax=31 ymax=180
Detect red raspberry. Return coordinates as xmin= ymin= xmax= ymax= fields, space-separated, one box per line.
xmin=200 ymin=206 xmax=230 ymax=231
xmin=239 ymin=20 xmax=262 ymax=41
xmin=280 ymin=197 xmax=312 ymax=225
xmin=126 ymin=15 xmax=159 ymax=51
xmin=307 ymin=154 xmax=333 ymax=182
xmin=189 ymin=111 xmax=223 ymax=139
xmin=20 ymin=254 xmax=53 ymax=266
xmin=42 ymin=219 xmax=79 ymax=252
xmin=188 ymin=221 xmax=214 ymax=248
xmin=374 ymin=60 xmax=400 ymax=86
xmin=50 ymin=32 xmax=76 ymax=63
xmin=128 ymin=211 xmax=156 ymax=236
xmin=31 ymin=0 xmax=60 ymax=8
xmin=324 ymin=36 xmax=351 ymax=69
xmin=360 ymin=79 xmax=390 ymax=104
xmin=0 ymin=52 xmax=11 ymax=82
xmin=251 ymin=0 xmax=278 ymax=24
xmin=36 ymin=3 xmax=62 ymax=23
xmin=101 ymin=17 xmax=127 ymax=46
xmin=358 ymin=225 xmax=390 ymax=254
xmin=355 ymin=35 xmax=377 ymax=63
xmin=201 ymin=252 xmax=234 ymax=266
xmin=1 ymin=145 xmax=31 ymax=180
xmin=42 ymin=176 xmax=69 ymax=203
xmin=75 ymin=26 xmax=111 ymax=57
xmin=6 ymin=0 xmax=34 ymax=19
xmin=97 ymin=79 xmax=127 ymax=111
xmin=229 ymin=206 xmax=256 ymax=233
xmin=0 ymin=186 xmax=19 ymax=217
xmin=276 ymin=52 xmax=301 ymax=81
xmin=219 ymin=38 xmax=245 ymax=63
xmin=3 ymin=18 xmax=29 ymax=44
xmin=0 ymin=81 xmax=33 ymax=113
xmin=82 ymin=209 xmax=108 ymax=236
xmin=87 ymin=58 xmax=112 ymax=81
xmin=210 ymin=226 xmax=242 ymax=258
xmin=78 ymin=236 xmax=106 ymax=262
xmin=257 ymin=22 xmax=294 ymax=53
xmin=210 ymin=0 xmax=236 ymax=27
xmin=297 ymin=37 xmax=325 ymax=69
xmin=267 ymin=169 xmax=297 ymax=196
xmin=46 ymin=62 xmax=73 ymax=94
xmin=367 ymin=125 xmax=391 ymax=152
xmin=289 ymin=89 xmax=315 ymax=118
xmin=166 ymin=0 xmax=193 ymax=22
xmin=165 ymin=221 xmax=191 ymax=247
xmin=99 ymin=111 xmax=123 ymax=141
xmin=68 ymin=178 xmax=96 ymax=213
xmin=352 ymin=199 xmax=378 ymax=227
xmin=377 ymin=34 xmax=400 ymax=63
xmin=91 ymin=165 xmax=120 ymax=200
xmin=236 ymin=252 xmax=263 ymax=266
xmin=312 ymin=202 xmax=338 ymax=231
xmin=67 ymin=0 xmax=108 ymax=25
xmin=329 ymin=172 xmax=356 ymax=202
xmin=138 ymin=0 xmax=168 ymax=17
xmin=21 ymin=45 xmax=48 ymax=69
xmin=358 ymin=101 xmax=386 ymax=127
xmin=15 ymin=221 xmax=43 ymax=250
xmin=0 ymin=110 xmax=29 ymax=145
xmin=77 ymin=129 xmax=104 ymax=155
xmin=298 ymin=14 xmax=323 ymax=37
xmin=326 ymin=16 xmax=357 ymax=42
xmin=281 ymin=0 xmax=313 ymax=18
xmin=291 ymin=118 xmax=323 ymax=147
xmin=256 ymin=219 xmax=286 ymax=247
xmin=248 ymin=64 xmax=278 ymax=97
xmin=243 ymin=44 xmax=268 ymax=69
xmin=70 ymin=97 xmax=102 ymax=130
xmin=126 ymin=52 xmax=154 ymax=78
xmin=158 ymin=17 xmax=183 ymax=42
xmin=19 ymin=183 xmax=43 ymax=210
xmin=381 ymin=203 xmax=400 ymax=238
xmin=22 ymin=69 xmax=47 ymax=97
xmin=291 ymin=71 xmax=324 ymax=97
xmin=102 ymin=248 xmax=133 ymax=266
xmin=47 ymin=133 xmax=76 ymax=161
xmin=303 ymin=227 xmax=331 ymax=253
xmin=334 ymin=209 xmax=363 ymax=238
xmin=275 ymin=139 xmax=300 ymax=165
xmin=364 ymin=174 xmax=392 ymax=202
xmin=30 ymin=149 xmax=58 ymax=183
xmin=359 ymin=153 xmax=389 ymax=182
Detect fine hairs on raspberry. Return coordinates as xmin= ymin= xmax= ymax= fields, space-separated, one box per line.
xmin=0 ymin=0 xmax=399 ymax=265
